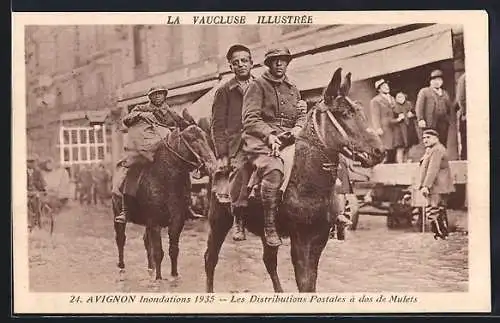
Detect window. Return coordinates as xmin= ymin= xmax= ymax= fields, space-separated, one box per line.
xmin=59 ymin=125 xmax=107 ymax=166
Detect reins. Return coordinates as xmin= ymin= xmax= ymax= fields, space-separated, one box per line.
xmin=151 ymin=123 xmax=204 ymax=170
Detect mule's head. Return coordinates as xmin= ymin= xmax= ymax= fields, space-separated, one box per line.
xmin=180 ymin=124 xmax=218 ymax=176
xmin=315 ymin=68 xmax=385 ymax=167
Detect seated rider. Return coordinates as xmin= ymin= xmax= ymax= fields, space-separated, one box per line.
xmin=239 ymin=46 xmax=307 ymax=247
xmin=113 ymin=86 xmax=197 ymax=223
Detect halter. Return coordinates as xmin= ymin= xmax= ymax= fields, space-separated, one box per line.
xmin=152 ymin=123 xmax=205 ymax=170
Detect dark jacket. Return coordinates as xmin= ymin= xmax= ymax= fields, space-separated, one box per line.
xmin=27 ymin=167 xmax=46 ymax=192
xmin=210 ymin=76 xmax=254 ymax=159
xmin=419 ymin=142 xmax=455 ymax=194
xmin=370 ymin=93 xmax=399 ymax=150
xmin=242 ymin=71 xmax=307 ymax=155
xmin=393 ymin=100 xmax=419 ymax=148
xmin=415 ymin=87 xmax=453 ymax=128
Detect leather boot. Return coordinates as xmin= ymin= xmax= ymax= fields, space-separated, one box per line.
xmin=115 ymin=194 xmax=129 ymax=223
xmin=263 ymin=204 xmax=281 ymax=247
xmin=261 ymin=174 xmax=283 ymax=247
xmin=232 ymin=208 xmax=246 ymax=241
xmin=114 ymin=167 xmax=130 ymax=224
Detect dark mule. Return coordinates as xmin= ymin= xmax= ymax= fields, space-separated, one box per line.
xmin=204 ymin=68 xmax=386 ymax=292
xmin=113 ymin=124 xmax=217 ymax=280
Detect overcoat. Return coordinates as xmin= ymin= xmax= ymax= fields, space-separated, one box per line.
xmin=370 ymin=93 xmax=399 ymax=150
xmin=241 ymin=70 xmax=306 ymax=156
xmin=418 ymin=142 xmax=455 ymax=194
xmin=210 ymin=76 xmax=254 ymax=159
xmin=123 ymin=102 xmax=196 ymax=163
xmin=415 ymin=87 xmax=453 ymax=129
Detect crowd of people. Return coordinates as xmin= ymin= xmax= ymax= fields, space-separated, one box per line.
xmin=369 ymin=69 xmax=467 ymax=164
xmin=26 ymin=155 xmax=113 ymax=218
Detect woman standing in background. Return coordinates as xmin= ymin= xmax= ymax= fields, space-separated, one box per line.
xmin=393 ymin=91 xmax=420 ymax=163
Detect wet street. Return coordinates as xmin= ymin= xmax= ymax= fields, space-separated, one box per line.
xmin=29 ymin=201 xmax=468 ymax=293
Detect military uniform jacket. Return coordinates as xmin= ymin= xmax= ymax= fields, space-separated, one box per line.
xmin=123 ymin=102 xmax=196 ymax=161
xmin=418 ymin=142 xmax=455 ymax=194
xmin=242 ymin=71 xmax=307 ymax=155
xmin=210 ymin=76 xmax=254 ymax=159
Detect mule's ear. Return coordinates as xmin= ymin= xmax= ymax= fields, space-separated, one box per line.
xmin=339 ymin=72 xmax=352 ymax=96
xmin=324 ymin=68 xmax=342 ymax=102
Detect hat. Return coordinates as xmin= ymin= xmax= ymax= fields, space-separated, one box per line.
xmin=374 ymin=78 xmax=388 ymax=90
xmin=147 ymin=87 xmax=168 ymax=97
xmin=226 ymin=44 xmax=251 ymax=61
xmin=430 ymin=69 xmax=444 ymax=80
xmin=422 ymin=128 xmax=439 ymax=137
xmin=264 ymin=47 xmax=292 ymax=66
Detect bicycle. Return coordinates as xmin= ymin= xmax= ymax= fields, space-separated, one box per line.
xmin=27 ymin=192 xmax=55 ymax=235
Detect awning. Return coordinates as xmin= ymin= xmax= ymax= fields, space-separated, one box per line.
xmin=288 ymin=24 xmax=454 ymax=91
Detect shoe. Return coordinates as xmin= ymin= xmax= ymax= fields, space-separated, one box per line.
xmin=263 ymin=206 xmax=281 ymax=247
xmin=232 ymin=212 xmax=246 ymax=241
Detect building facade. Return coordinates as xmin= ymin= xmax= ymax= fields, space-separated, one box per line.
xmin=117 ymin=23 xmax=465 ymax=161
xmin=25 ymin=23 xmax=465 ymax=174
xmin=25 ymin=25 xmax=131 ymax=174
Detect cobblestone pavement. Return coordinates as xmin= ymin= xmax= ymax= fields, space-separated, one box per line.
xmin=29 ymin=201 xmax=468 ymax=293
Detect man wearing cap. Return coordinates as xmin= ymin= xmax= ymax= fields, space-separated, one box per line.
xmin=211 ymin=44 xmax=254 ymax=241
xmin=240 ymin=46 xmax=307 ymax=247
xmin=416 ymin=69 xmax=453 ymax=146
xmin=418 ymin=128 xmax=455 ymax=239
xmin=370 ymin=78 xmax=400 ymax=162
xmin=113 ymin=86 xmax=197 ymax=223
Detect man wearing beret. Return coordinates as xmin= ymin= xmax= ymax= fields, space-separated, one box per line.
xmin=211 ymin=44 xmax=254 ymax=241
xmin=113 ymin=86 xmax=197 ymax=223
xmin=239 ymin=46 xmax=307 ymax=247
xmin=418 ymin=128 xmax=455 ymax=239
xmin=416 ymin=69 xmax=454 ymax=146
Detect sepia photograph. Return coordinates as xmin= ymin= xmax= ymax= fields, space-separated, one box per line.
xmin=13 ymin=11 xmax=489 ymax=314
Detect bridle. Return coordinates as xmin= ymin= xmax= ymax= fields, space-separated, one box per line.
xmin=151 ymin=123 xmax=205 ymax=171
xmin=298 ymin=97 xmax=371 ymax=181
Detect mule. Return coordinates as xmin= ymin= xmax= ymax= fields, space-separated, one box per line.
xmin=113 ymin=124 xmax=217 ymax=280
xmin=204 ymin=68 xmax=386 ymax=292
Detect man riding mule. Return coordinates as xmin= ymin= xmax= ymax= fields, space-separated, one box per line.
xmin=237 ymin=46 xmax=308 ymax=247
xmin=210 ymin=44 xmax=255 ymax=241
xmin=204 ymin=67 xmax=386 ymax=293
xmin=113 ymin=86 xmax=197 ymax=223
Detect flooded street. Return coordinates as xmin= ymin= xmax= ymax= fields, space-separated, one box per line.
xmin=29 ymin=201 xmax=468 ymax=293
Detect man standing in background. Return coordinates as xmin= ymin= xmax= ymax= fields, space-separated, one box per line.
xmin=370 ymin=79 xmax=400 ymax=163
xmin=455 ymin=73 xmax=467 ymax=160
xmin=415 ymin=69 xmax=453 ymax=147
xmin=418 ymin=128 xmax=455 ymax=240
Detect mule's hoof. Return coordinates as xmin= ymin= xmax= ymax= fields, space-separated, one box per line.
xmin=147 ymin=268 xmax=155 ymax=278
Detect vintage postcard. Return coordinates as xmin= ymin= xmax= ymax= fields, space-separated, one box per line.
xmin=12 ymin=11 xmax=490 ymax=314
